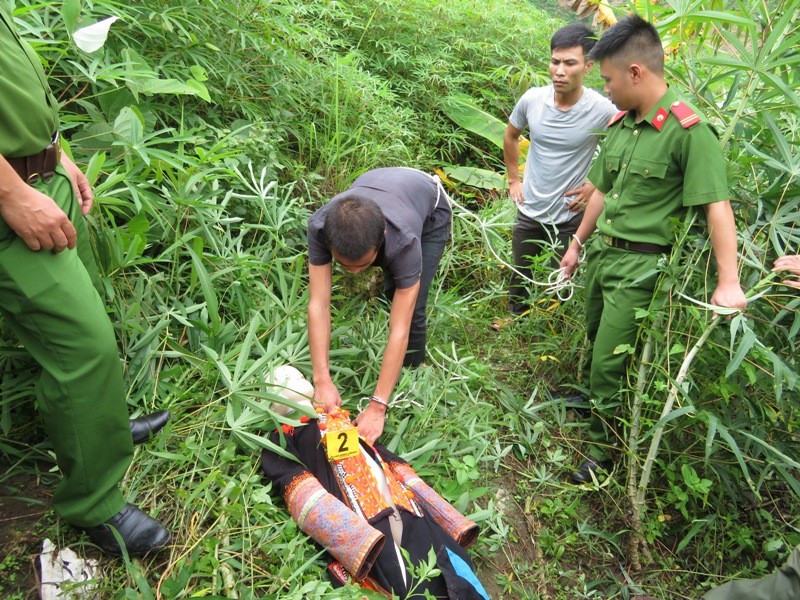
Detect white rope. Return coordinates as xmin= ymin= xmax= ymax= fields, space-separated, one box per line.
xmin=447 ymin=192 xmax=585 ymax=303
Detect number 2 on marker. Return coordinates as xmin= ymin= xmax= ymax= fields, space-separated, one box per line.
xmin=326 ymin=427 xmax=359 ymax=460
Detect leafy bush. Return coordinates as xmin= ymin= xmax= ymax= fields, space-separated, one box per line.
xmin=1 ymin=0 xmax=798 ymax=598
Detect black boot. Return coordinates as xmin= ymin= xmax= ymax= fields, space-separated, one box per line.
xmin=130 ymin=410 xmax=171 ymax=445
xmin=554 ymin=392 xmax=591 ymax=418
xmin=570 ymin=458 xmax=613 ymax=484
xmin=83 ymin=503 xmax=171 ymax=556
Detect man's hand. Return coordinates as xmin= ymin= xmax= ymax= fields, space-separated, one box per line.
xmin=710 ymin=282 xmax=747 ymax=314
xmin=703 ymin=201 xmax=746 ymax=316
xmin=559 ymin=243 xmax=581 ymax=278
xmin=508 ymin=180 xmax=524 ymax=206
xmin=773 ymin=255 xmax=800 ymax=290
xmin=60 ymin=154 xmax=94 ymax=216
xmin=313 ymin=379 xmax=342 ymax=413
xmin=353 ymin=402 xmax=386 ymax=446
xmin=0 ymin=185 xmax=76 ymax=252
xmin=566 ymin=182 xmax=596 ymax=212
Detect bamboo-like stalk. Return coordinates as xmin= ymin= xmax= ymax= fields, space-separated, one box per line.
xmin=629 ymin=316 xmax=722 ymax=560
xmin=626 ymin=332 xmax=656 ymax=573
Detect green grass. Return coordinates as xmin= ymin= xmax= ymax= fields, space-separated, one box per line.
xmin=1 ymin=0 xmax=799 ymax=598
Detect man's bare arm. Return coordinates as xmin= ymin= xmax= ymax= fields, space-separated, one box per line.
xmin=560 ymin=188 xmax=605 ymax=277
xmin=354 ymin=281 xmax=419 ymax=445
xmin=503 ymin=123 xmax=524 ymax=206
xmin=308 ymin=262 xmax=342 ymax=411
xmin=704 ymin=200 xmax=747 ymax=311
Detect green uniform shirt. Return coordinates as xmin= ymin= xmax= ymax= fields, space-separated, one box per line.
xmin=0 ymin=4 xmax=59 ymax=157
xmin=588 ymin=87 xmax=728 ymax=246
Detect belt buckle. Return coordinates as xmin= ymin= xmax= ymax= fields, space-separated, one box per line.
xmin=52 ymin=131 xmax=61 ymax=157
xmin=40 ymin=132 xmax=60 ymax=183
xmin=602 ymin=235 xmax=613 ymax=246
xmin=24 ymin=132 xmax=60 ymax=185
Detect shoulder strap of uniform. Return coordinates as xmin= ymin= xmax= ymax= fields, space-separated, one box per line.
xmin=669 ymin=101 xmax=702 ymax=129
xmin=608 ymin=110 xmax=627 ymax=126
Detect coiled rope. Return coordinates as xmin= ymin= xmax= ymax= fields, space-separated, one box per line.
xmin=443 ymin=188 xmax=585 ymax=302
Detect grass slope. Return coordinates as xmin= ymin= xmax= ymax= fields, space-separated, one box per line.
xmin=1 ymin=0 xmax=799 ymax=598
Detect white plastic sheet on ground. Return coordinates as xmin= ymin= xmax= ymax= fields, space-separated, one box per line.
xmin=39 ymin=538 xmax=100 ymax=599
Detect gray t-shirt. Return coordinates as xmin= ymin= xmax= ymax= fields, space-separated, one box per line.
xmin=509 ymin=84 xmax=617 ymax=224
xmin=308 ymin=167 xmax=452 ymax=289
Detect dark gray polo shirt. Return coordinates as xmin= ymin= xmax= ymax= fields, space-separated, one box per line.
xmin=308 ymin=167 xmax=452 ymax=289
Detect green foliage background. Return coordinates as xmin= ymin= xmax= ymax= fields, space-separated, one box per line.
xmin=0 ymin=0 xmax=798 ymax=598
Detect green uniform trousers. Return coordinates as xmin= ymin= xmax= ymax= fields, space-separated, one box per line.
xmin=702 ymin=545 xmax=800 ymax=600
xmin=0 ymin=166 xmax=132 ymax=527
xmin=582 ymin=239 xmax=661 ymax=458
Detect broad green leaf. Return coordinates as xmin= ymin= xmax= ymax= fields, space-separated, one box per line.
xmin=189 ymin=65 xmax=208 ymax=82
xmin=690 ymin=11 xmax=754 ymax=26
xmin=739 ymin=430 xmax=800 ymax=469
xmin=113 ymin=106 xmax=145 ymax=152
xmin=442 ymin=166 xmax=506 ymax=191
xmin=441 ymin=95 xmax=507 ymax=149
xmin=60 ymin=0 xmax=81 ymax=34
xmin=704 ymin=413 xmax=718 ymax=461
xmin=186 ymin=78 xmax=211 ymax=102
xmin=126 ymin=212 xmax=150 ymax=236
xmin=84 ymin=151 xmax=106 ymax=186
xmin=646 ymin=405 xmax=697 ymax=435
xmin=715 ymin=421 xmax=755 ymax=492
xmin=726 ymin=321 xmax=758 ymax=377
xmin=130 ymin=78 xmax=209 ymax=100
xmin=676 ymin=516 xmax=716 ymax=554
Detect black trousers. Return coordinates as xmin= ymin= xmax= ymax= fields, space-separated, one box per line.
xmin=509 ymin=210 xmax=582 ymax=315
xmin=384 ymin=222 xmax=451 ymax=367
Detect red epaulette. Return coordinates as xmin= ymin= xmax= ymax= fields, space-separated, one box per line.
xmin=669 ymin=100 xmax=702 ymax=129
xmin=608 ymin=110 xmax=627 ymax=126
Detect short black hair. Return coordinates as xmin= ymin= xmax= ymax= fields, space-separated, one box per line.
xmin=323 ymin=194 xmax=385 ymax=261
xmin=550 ymin=22 xmax=598 ymax=56
xmin=589 ymin=14 xmax=664 ymax=74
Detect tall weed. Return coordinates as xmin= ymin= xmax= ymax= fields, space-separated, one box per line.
xmin=2 ymin=0 xmax=798 ymax=597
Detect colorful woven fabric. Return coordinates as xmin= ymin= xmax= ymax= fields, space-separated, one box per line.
xmin=391 ymin=462 xmax=479 ymax=548
xmin=320 ymin=411 xmax=422 ymax=521
xmin=328 ymin=561 xmax=390 ymax=596
xmin=284 ymin=471 xmax=384 ymax=579
xmin=262 ymin=409 xmax=488 ymax=598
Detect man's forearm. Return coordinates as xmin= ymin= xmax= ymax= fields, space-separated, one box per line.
xmin=373 ymin=284 xmax=418 ymax=402
xmin=572 ymin=189 xmax=605 ymax=245
xmin=0 ymin=154 xmax=28 ymax=204
xmin=503 ymin=128 xmax=521 ymax=183
xmin=308 ymin=301 xmax=333 ymax=385
xmin=373 ymin=326 xmax=409 ymax=403
xmin=705 ymin=201 xmax=741 ymax=285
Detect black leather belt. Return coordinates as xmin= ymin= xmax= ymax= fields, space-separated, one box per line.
xmin=6 ymin=132 xmax=61 ymax=184
xmin=602 ymin=234 xmax=671 ymax=255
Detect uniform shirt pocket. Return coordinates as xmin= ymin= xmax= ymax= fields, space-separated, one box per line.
xmin=604 ymin=155 xmax=622 ymax=175
xmin=628 ymin=158 xmax=669 ymax=200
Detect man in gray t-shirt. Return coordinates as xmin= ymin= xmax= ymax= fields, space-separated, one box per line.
xmin=307 ymin=167 xmax=451 ymax=444
xmin=503 ymin=22 xmax=617 ymax=315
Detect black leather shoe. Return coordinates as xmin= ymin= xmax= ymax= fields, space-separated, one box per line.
xmin=570 ymin=458 xmax=613 ymax=484
xmin=554 ymin=393 xmax=591 ymax=418
xmin=130 ymin=409 xmax=170 ymax=445
xmin=83 ymin=503 xmax=171 ymax=556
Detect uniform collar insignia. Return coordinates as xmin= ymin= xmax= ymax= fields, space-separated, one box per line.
xmin=651 ymin=107 xmax=669 ymax=132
